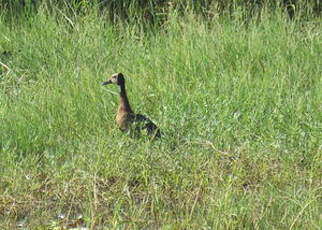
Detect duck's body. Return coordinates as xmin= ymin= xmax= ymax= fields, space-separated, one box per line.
xmin=102 ymin=73 xmax=161 ymax=138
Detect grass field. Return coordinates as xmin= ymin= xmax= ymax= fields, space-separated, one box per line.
xmin=0 ymin=7 xmax=321 ymax=229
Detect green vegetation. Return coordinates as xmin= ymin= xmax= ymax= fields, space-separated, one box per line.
xmin=0 ymin=3 xmax=321 ymax=229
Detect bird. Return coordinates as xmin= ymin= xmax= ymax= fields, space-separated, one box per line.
xmin=102 ymin=72 xmax=161 ymax=139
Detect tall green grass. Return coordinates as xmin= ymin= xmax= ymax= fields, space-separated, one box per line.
xmin=1 ymin=0 xmax=321 ymax=23
xmin=0 ymin=7 xmax=321 ymax=229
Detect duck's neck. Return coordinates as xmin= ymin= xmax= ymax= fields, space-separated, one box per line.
xmin=118 ymin=84 xmax=132 ymax=113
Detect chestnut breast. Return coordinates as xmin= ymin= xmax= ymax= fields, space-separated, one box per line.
xmin=116 ymin=107 xmax=133 ymax=131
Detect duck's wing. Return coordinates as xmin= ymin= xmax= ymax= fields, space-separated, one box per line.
xmin=133 ymin=113 xmax=161 ymax=138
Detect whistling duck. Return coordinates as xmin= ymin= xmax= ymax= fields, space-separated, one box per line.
xmin=102 ymin=73 xmax=161 ymax=138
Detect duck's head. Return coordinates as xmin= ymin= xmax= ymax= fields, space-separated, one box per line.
xmin=102 ymin=73 xmax=125 ymax=86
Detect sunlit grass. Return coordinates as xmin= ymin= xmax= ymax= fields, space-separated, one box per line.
xmin=0 ymin=8 xmax=321 ymax=229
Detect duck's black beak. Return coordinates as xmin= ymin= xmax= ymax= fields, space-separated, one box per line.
xmin=101 ymin=80 xmax=112 ymax=85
